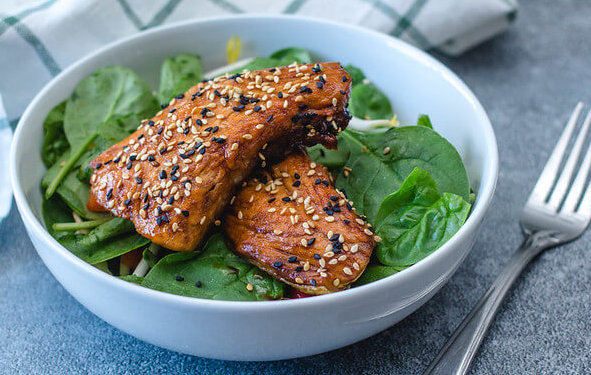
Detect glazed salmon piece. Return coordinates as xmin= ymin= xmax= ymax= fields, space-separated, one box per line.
xmin=224 ymin=153 xmax=377 ymax=295
xmin=88 ymin=63 xmax=352 ymax=252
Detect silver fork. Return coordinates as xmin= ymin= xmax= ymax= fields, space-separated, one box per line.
xmin=424 ymin=103 xmax=591 ymax=375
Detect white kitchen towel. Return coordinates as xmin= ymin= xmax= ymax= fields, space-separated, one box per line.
xmin=0 ymin=0 xmax=518 ymax=222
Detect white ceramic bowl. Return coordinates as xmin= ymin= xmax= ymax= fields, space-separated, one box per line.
xmin=10 ymin=15 xmax=498 ymax=361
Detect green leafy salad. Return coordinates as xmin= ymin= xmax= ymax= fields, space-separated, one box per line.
xmin=40 ymin=44 xmax=473 ymax=301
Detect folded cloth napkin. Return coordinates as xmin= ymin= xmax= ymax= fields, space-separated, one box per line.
xmin=0 ymin=0 xmax=517 ymax=223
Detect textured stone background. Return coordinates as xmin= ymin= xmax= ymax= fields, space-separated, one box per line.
xmin=2 ymin=0 xmax=590 ymax=373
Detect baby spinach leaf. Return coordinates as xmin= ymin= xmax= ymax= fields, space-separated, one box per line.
xmin=96 ymin=113 xmax=143 ymax=147
xmin=120 ymin=275 xmax=144 ymax=284
xmin=42 ymin=153 xmax=107 ymax=220
xmin=63 ymin=66 xmax=158 ymax=150
xmin=141 ymin=233 xmax=284 ymax=301
xmin=142 ymin=247 xmax=158 ymax=268
xmin=349 ymin=83 xmax=393 ymax=120
xmin=417 ymin=114 xmax=433 ymax=128
xmin=375 ymin=168 xmax=471 ymax=267
xmin=41 ymin=101 xmax=68 ymax=168
xmin=335 ymin=127 xmax=470 ymax=222
xmin=269 ymin=47 xmax=312 ymax=64
xmin=308 ymin=143 xmax=350 ymax=169
xmin=58 ymin=218 xmax=149 ymax=264
xmin=353 ymin=264 xmax=407 ymax=286
xmin=157 ymin=54 xmax=203 ymax=103
xmin=42 ymin=196 xmax=75 ymax=240
xmin=344 ymin=64 xmax=366 ymax=86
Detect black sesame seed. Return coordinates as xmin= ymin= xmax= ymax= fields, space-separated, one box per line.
xmin=239 ymin=97 xmax=249 ymax=105
xmin=326 ymin=209 xmax=334 ymax=215
xmin=126 ymin=162 xmax=133 ymax=170
xmin=171 ymin=165 xmax=180 ymax=174
xmin=288 ymin=256 xmax=297 ymax=263
xmin=266 ymin=115 xmax=274 ymax=123
xmin=95 ymin=163 xmax=102 ymax=170
xmin=113 ymin=157 xmax=121 ymax=163
xmin=160 ymin=103 xmax=168 ymax=109
xmin=332 ymin=206 xmax=341 ymax=212
xmin=339 ymin=89 xmax=346 ymax=95
xmin=135 ymin=177 xmax=142 ymax=184
xmin=341 ymin=76 xmax=348 ymax=82
xmin=322 ymin=180 xmax=329 ymax=187
xmin=269 ymin=68 xmax=277 ymax=72
xmin=104 ymin=160 xmax=112 ymax=165
xmin=343 ymin=219 xmax=350 ymax=224
xmin=277 ymin=92 xmax=283 ymax=98
xmin=295 ymin=266 xmax=304 ymax=272
xmin=176 ymin=93 xmax=184 ymax=99
xmin=137 ymin=134 xmax=144 ymax=140
xmin=310 ymin=279 xmax=317 ymax=286
xmin=282 ymin=197 xmax=291 ymax=202
xmin=195 ymin=119 xmax=203 ymax=126
xmin=330 ymin=195 xmax=339 ymax=201
xmin=253 ymin=106 xmax=261 ymax=112
xmin=143 ymin=193 xmax=149 ymax=203
xmin=147 ymin=155 xmax=156 ymax=162
xmin=250 ymin=98 xmax=260 ymax=103
xmin=298 ymin=104 xmax=307 ymax=110
xmin=313 ymin=254 xmax=321 ymax=260
xmin=143 ymin=203 xmax=149 ymax=210
xmin=175 ymin=276 xmax=184 ymax=281
xmin=214 ymin=138 xmax=226 ymax=144
xmin=195 ymin=281 xmax=202 ymax=288
xmin=182 ymin=210 xmax=190 ymax=217
xmin=157 ymin=128 xmax=164 ymax=134
xmin=156 ymin=217 xmax=163 ymax=226
xmin=319 ymin=76 xmax=326 ymax=84
xmin=273 ymin=261 xmax=283 ymax=268
xmin=161 ymin=214 xmax=170 ymax=223
xmin=157 ymin=207 xmax=163 ymax=215
xmin=199 ymin=147 xmax=206 ymax=154
xmin=169 ymin=108 xmax=176 ymax=113
xmin=211 ymin=126 xmax=219 ymax=133
xmin=200 ymin=108 xmax=209 ymax=117
xmin=148 ymin=120 xmax=155 ymax=126
xmin=168 ymin=197 xmax=174 ymax=204
xmin=268 ymin=198 xmax=276 ymax=203
xmin=124 ymin=199 xmax=131 ymax=205
xmin=307 ymin=238 xmax=316 ymax=246
xmin=204 ymin=126 xmax=213 ymax=132
xmin=183 ymin=127 xmax=190 ymax=134
xmin=106 ymin=188 xmax=113 ymax=200
xmin=316 ymin=82 xmax=323 ymax=89
xmin=292 ymin=180 xmax=301 ymax=187
xmin=171 ymin=175 xmax=178 ymax=181
xmin=184 ymin=117 xmax=191 ymax=122
xmin=315 ymin=178 xmax=321 ymax=185
xmin=330 ymin=233 xmax=339 ymax=241
xmin=214 ymin=90 xmax=221 ymax=97
xmin=194 ymin=142 xmax=203 ymax=149
xmin=346 ymin=202 xmax=353 ymax=211
xmin=159 ymin=170 xmax=167 ymax=179
xmin=129 ymin=155 xmax=137 ymax=161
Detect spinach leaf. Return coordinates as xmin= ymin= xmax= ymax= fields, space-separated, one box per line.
xmin=375 ymin=168 xmax=471 ymax=267
xmin=141 ymin=233 xmax=284 ymax=301
xmin=353 ymin=264 xmax=407 ymax=286
xmin=157 ymin=54 xmax=203 ymax=103
xmin=417 ymin=114 xmax=433 ymax=128
xmin=142 ymin=247 xmax=158 ymax=268
xmin=308 ymin=143 xmax=349 ymax=169
xmin=58 ymin=218 xmax=149 ymax=264
xmin=120 ymin=275 xmax=144 ymax=284
xmin=42 ymin=153 xmax=107 ymax=220
xmin=344 ymin=64 xmax=366 ymax=86
xmin=335 ymin=127 xmax=470 ymax=222
xmin=42 ymin=196 xmax=75 ymax=240
xmin=41 ymin=101 xmax=68 ymax=168
xmin=269 ymin=47 xmax=312 ymax=64
xmin=349 ymin=83 xmax=393 ymax=120
xmin=63 ymin=66 xmax=158 ymax=150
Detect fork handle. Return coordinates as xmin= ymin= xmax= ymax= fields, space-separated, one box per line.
xmin=422 ymin=231 xmax=557 ymax=375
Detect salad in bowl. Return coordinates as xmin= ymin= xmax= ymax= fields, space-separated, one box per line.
xmin=40 ymin=41 xmax=472 ymax=301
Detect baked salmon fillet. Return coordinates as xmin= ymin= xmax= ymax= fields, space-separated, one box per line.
xmin=223 ymin=153 xmax=377 ymax=295
xmin=88 ymin=63 xmax=352 ymax=251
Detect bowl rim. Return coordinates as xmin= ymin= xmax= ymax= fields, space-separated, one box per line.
xmin=10 ymin=14 xmax=498 ymax=310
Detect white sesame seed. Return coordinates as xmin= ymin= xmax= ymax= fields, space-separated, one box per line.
xmin=343 ymin=267 xmax=353 ymax=275
xmin=325 ymin=216 xmax=335 ymax=222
